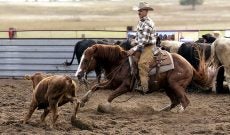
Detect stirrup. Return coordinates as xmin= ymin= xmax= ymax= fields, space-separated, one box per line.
xmin=135 ymin=85 xmax=148 ymax=95
xmin=135 ymin=86 xmax=145 ymax=95
xmin=135 ymin=85 xmax=143 ymax=91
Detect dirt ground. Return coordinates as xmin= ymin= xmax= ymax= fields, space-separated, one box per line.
xmin=0 ymin=78 xmax=230 ymax=135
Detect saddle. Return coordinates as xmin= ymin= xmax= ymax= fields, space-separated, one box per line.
xmin=148 ymin=50 xmax=174 ymax=75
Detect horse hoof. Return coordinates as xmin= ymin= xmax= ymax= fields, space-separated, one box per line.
xmin=97 ymin=103 xmax=112 ymax=113
xmin=177 ymin=105 xmax=185 ymax=113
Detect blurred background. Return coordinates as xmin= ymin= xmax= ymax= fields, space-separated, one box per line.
xmin=0 ymin=0 xmax=229 ymax=38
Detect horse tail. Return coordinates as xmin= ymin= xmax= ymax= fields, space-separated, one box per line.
xmin=65 ymin=42 xmax=79 ymax=66
xmin=192 ymin=47 xmax=213 ymax=89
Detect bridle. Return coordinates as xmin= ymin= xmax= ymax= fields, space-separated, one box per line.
xmin=80 ymin=55 xmax=138 ymax=103
xmin=78 ymin=55 xmax=95 ymax=87
xmin=80 ymin=54 xmax=129 ymax=87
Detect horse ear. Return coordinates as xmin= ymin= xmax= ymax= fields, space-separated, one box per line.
xmin=91 ymin=44 xmax=98 ymax=55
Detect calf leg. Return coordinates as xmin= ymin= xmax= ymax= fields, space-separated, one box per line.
xmin=56 ymin=95 xmax=80 ymax=121
xmin=23 ymin=100 xmax=37 ymax=124
xmin=49 ymin=103 xmax=59 ymax=128
xmin=40 ymin=108 xmax=50 ymax=123
xmin=48 ymin=95 xmax=64 ymax=128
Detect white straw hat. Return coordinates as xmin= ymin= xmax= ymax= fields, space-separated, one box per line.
xmin=136 ymin=2 xmax=154 ymax=11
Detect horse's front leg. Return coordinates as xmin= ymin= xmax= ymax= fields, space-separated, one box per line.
xmin=97 ymin=80 xmax=130 ymax=113
xmin=71 ymin=98 xmax=81 ymax=122
xmin=80 ymin=80 xmax=112 ymax=107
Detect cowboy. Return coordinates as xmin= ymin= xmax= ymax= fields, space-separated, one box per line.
xmin=128 ymin=2 xmax=160 ymax=92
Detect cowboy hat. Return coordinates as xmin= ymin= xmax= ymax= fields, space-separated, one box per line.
xmin=136 ymin=2 xmax=154 ymax=11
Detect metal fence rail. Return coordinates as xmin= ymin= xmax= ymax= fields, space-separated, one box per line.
xmin=0 ymin=30 xmax=128 ymax=39
xmin=1 ymin=29 xmax=229 ymax=41
xmin=0 ymin=39 xmax=84 ymax=78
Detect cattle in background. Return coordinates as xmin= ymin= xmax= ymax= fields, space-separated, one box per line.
xmin=64 ymin=39 xmax=132 ymax=83
xmin=65 ymin=39 xmax=97 ymax=66
xmin=117 ymin=39 xmax=132 ymax=50
xmin=23 ymin=73 xmax=80 ymax=128
xmin=210 ymin=38 xmax=230 ymax=94
xmin=158 ymin=36 xmax=211 ymax=69
xmin=200 ymin=33 xmax=216 ymax=43
xmin=159 ymin=33 xmax=229 ymax=94
xmin=160 ymin=40 xmax=183 ymax=53
xmin=196 ymin=33 xmax=229 ymax=93
xmin=156 ymin=35 xmax=183 ymax=53
xmin=157 ymin=36 xmax=215 ymax=90
xmin=178 ymin=42 xmax=211 ymax=70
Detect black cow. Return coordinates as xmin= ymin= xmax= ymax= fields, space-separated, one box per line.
xmin=118 ymin=39 xmax=132 ymax=50
xmin=65 ymin=39 xmax=97 ymax=66
xmin=195 ymin=33 xmax=216 ymax=44
xmin=202 ymin=33 xmax=216 ymax=43
xmin=178 ymin=42 xmax=211 ymax=70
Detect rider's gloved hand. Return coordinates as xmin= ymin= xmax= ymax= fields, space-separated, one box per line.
xmin=127 ymin=49 xmax=135 ymax=56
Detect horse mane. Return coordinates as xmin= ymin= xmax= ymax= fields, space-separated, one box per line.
xmin=90 ymin=44 xmax=127 ymax=64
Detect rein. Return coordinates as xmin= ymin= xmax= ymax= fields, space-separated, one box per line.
xmin=82 ymin=55 xmax=137 ymax=103
xmin=79 ymin=56 xmax=95 ymax=88
xmin=91 ymin=58 xmax=128 ymax=88
xmin=102 ymin=57 xmax=137 ymax=103
xmin=81 ymin=56 xmax=128 ymax=90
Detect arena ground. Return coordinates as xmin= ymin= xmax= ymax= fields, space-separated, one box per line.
xmin=0 ymin=78 xmax=230 ymax=134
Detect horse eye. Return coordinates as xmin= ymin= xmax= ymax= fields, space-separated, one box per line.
xmin=83 ymin=59 xmax=88 ymax=63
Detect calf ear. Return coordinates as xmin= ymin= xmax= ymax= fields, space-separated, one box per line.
xmin=24 ymin=75 xmax=31 ymax=80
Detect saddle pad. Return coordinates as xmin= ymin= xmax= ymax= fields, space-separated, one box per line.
xmin=149 ymin=51 xmax=174 ymax=75
xmin=150 ymin=50 xmax=173 ymax=67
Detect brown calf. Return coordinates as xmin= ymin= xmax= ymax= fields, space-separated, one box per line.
xmin=23 ymin=73 xmax=80 ymax=127
xmin=24 ymin=72 xmax=52 ymax=89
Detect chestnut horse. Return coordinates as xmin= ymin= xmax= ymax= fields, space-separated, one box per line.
xmin=76 ymin=44 xmax=210 ymax=112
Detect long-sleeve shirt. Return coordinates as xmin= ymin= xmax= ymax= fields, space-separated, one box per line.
xmin=133 ymin=16 xmax=156 ymax=51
